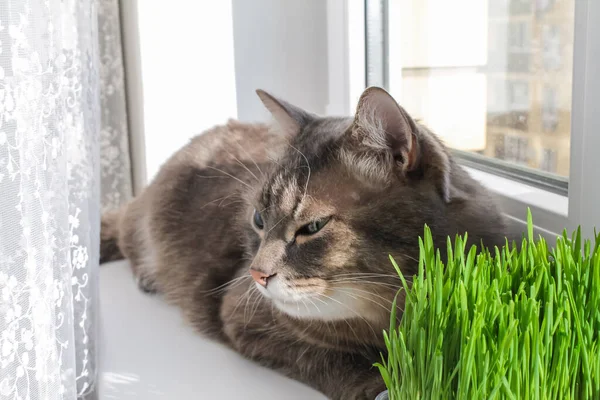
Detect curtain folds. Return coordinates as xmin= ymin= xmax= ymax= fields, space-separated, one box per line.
xmin=0 ymin=0 xmax=132 ymax=398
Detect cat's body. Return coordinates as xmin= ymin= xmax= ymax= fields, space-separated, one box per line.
xmin=101 ymin=88 xmax=510 ymax=399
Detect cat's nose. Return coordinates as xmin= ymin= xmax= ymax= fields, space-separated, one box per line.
xmin=249 ymin=269 xmax=275 ymax=287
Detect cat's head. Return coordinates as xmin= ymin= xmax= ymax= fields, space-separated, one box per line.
xmin=242 ymin=87 xmax=458 ymax=323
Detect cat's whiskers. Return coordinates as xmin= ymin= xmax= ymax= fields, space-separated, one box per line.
xmin=247 ymin=289 xmax=263 ymax=326
xmin=287 ymin=142 xmax=311 ymax=201
xmin=330 ymin=285 xmax=395 ymax=306
xmin=300 ymin=298 xmax=312 ymax=314
xmin=305 ymin=297 xmax=338 ymax=337
xmin=199 ymin=193 xmax=238 ymax=210
xmin=329 ymin=283 xmax=403 ymax=295
xmin=331 ymin=272 xmax=404 ymax=279
xmin=301 ymin=281 xmax=393 ymax=319
xmin=305 ymin=297 xmax=322 ymax=315
xmin=230 ymin=283 xmax=256 ymax=322
xmin=259 ymin=204 xmax=276 ymax=213
xmin=314 ymin=301 xmax=365 ymax=346
xmin=241 ymin=285 xmax=257 ymax=316
xmin=334 ymin=288 xmax=391 ymax=313
xmin=289 ymin=308 xmax=344 ymax=350
xmin=296 ymin=345 xmax=311 ymax=363
xmin=244 ymin=287 xmax=262 ymax=327
xmin=205 ymin=166 xmax=253 ymax=190
xmin=240 ymin=254 xmax=255 ymax=262
xmin=289 ymin=280 xmax=396 ymax=311
xmin=329 ymin=276 xmax=402 ymax=284
xmin=200 ymin=275 xmax=251 ymax=295
xmin=229 ymin=135 xmax=266 ymax=179
xmin=307 ymin=295 xmax=334 ymax=332
xmin=396 ymin=253 xmax=419 ymax=263
xmin=288 ymin=282 xmax=325 ymax=293
xmin=328 ymin=278 xmax=404 ymax=290
xmin=231 ymin=286 xmax=252 ymax=315
xmin=231 ymin=153 xmax=260 ymax=182
xmin=243 ymin=289 xmax=257 ymax=326
xmin=266 ymin=214 xmax=287 ymax=234
xmin=219 ymin=199 xmax=246 ymax=209
xmin=290 ymin=317 xmax=317 ymax=347
xmin=312 ymin=296 xmax=328 ymax=306
xmin=330 ymin=274 xmax=412 ymax=284
xmin=343 ymin=319 xmax=362 ymax=346
xmin=266 ymin=154 xmax=284 ymax=170
xmin=330 ymin=274 xmax=409 ymax=286
xmin=316 ymin=293 xmax=378 ymax=339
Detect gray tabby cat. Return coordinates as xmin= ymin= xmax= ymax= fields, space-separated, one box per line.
xmin=101 ymin=87 xmax=509 ymax=399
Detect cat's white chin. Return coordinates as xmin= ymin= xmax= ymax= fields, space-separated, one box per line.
xmin=254 ymin=279 xmax=369 ymax=321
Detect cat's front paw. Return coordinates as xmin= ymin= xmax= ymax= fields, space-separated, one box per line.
xmin=136 ymin=273 xmax=158 ymax=294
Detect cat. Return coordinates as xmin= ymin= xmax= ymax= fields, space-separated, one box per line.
xmin=100 ymin=86 xmax=510 ymax=399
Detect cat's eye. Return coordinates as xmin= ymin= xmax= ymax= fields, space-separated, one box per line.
xmin=296 ymin=217 xmax=331 ymax=236
xmin=253 ymin=209 xmax=264 ymax=230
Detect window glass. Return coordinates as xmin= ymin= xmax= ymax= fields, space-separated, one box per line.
xmin=382 ymin=0 xmax=574 ymax=178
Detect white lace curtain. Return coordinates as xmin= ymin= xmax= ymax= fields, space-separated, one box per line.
xmin=0 ymin=0 xmax=132 ymax=399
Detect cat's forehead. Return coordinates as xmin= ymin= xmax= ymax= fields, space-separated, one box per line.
xmin=260 ymin=165 xmax=306 ymax=216
xmin=297 ymin=117 xmax=352 ymax=154
xmin=258 ymin=155 xmax=336 ymax=219
xmin=256 ymin=117 xmax=354 ymax=216
xmin=258 ymin=164 xmax=361 ymax=223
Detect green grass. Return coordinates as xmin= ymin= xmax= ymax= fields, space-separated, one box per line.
xmin=376 ymin=210 xmax=600 ymax=399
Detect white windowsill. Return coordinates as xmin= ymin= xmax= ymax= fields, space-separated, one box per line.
xmin=464 ymin=166 xmax=568 ymax=237
xmin=99 ymin=261 xmax=326 ymax=400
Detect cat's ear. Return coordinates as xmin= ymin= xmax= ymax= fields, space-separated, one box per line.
xmin=349 ymin=86 xmax=451 ymax=202
xmin=256 ymin=89 xmax=312 ymax=136
xmin=353 ymin=86 xmax=419 ymax=171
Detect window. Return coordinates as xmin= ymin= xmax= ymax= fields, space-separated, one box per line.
xmin=510 ymin=0 xmax=533 ymax=16
xmin=540 ymin=148 xmax=558 ymax=173
xmin=536 ymin=0 xmax=557 ymax=16
xmin=365 ymin=0 xmax=573 ymax=186
xmin=504 ymin=135 xmax=530 ymax=165
xmin=542 ymin=86 xmax=559 ymax=132
xmin=508 ymin=81 xmax=529 ymax=110
xmin=349 ymin=0 xmax=600 ymax=238
xmin=542 ymin=24 xmax=562 ymax=70
xmin=490 ymin=0 xmax=532 ymax=17
xmin=508 ymin=22 xmax=531 ymax=52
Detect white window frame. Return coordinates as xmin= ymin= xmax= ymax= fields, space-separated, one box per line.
xmin=326 ymin=0 xmax=600 ymax=240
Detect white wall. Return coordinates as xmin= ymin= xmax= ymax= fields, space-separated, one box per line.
xmin=132 ymin=0 xmax=238 ymax=183
xmin=232 ymin=0 xmax=329 ymax=122
xmin=124 ymin=1 xmax=330 ymax=185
